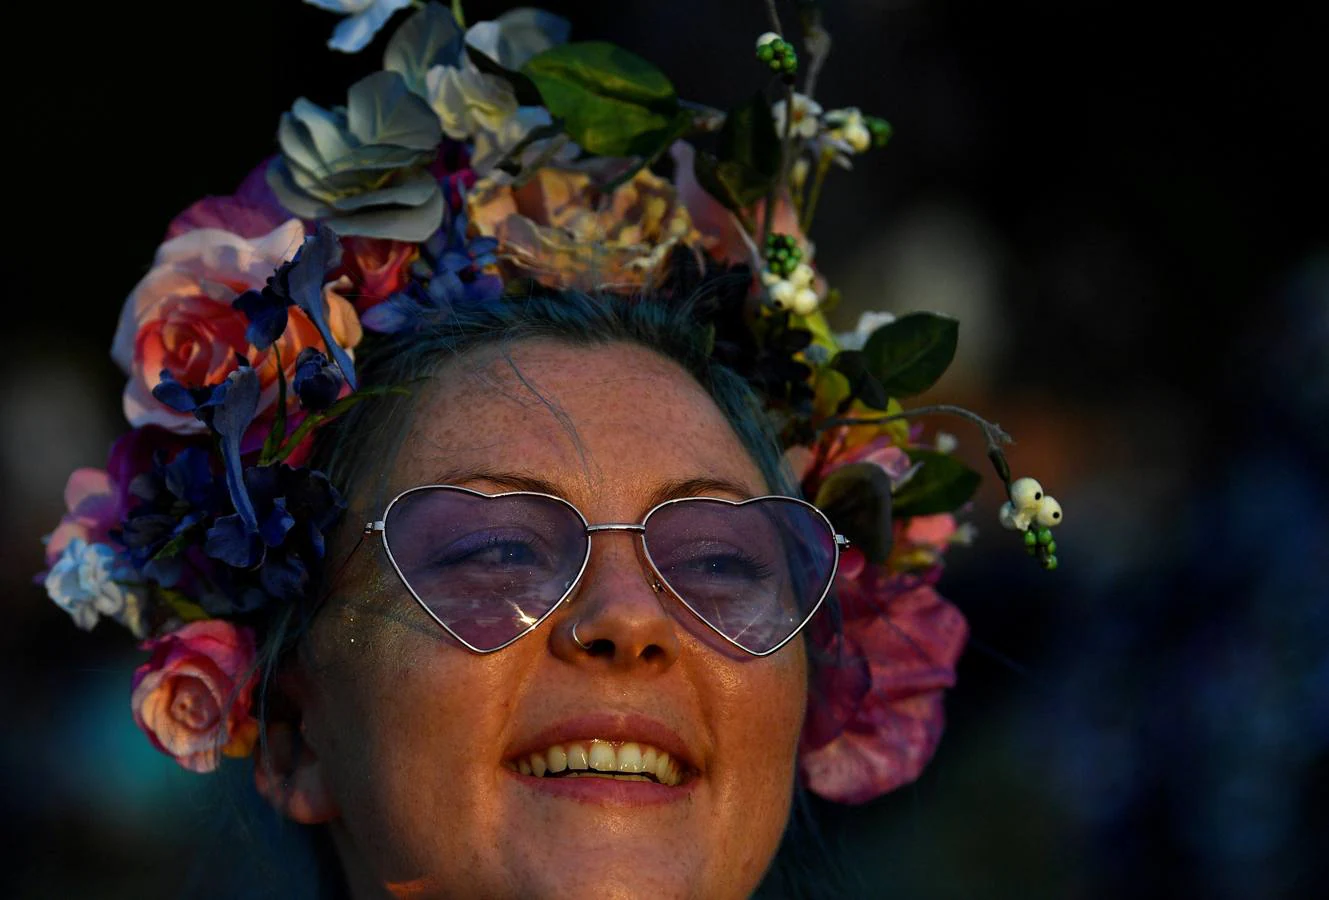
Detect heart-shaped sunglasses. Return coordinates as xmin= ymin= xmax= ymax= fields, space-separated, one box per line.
xmin=365 ymin=485 xmax=847 ymax=656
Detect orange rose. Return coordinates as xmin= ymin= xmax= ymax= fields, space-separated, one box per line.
xmin=130 ymin=620 xmax=260 ymax=773
xmin=466 ymin=167 xmax=702 ymax=292
xmin=111 ymin=220 xmax=362 ymax=434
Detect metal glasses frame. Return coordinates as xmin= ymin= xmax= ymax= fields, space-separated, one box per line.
xmin=365 ymin=484 xmax=848 ymax=657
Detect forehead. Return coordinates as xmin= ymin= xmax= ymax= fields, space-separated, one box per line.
xmin=391 ymin=339 xmax=768 ymax=514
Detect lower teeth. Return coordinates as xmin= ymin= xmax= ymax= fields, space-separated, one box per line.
xmin=559 ymin=772 xmax=657 ymax=783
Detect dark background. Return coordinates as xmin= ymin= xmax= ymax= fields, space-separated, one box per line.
xmin=3 ymin=1 xmax=1326 ymax=897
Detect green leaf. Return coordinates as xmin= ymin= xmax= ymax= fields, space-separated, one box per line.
xmin=829 ymin=350 xmax=890 ymax=410
xmin=692 ymin=91 xmax=780 ymax=213
xmin=814 ymin=462 xmax=894 ymax=563
xmin=861 ymin=312 xmax=959 ymax=399
xmin=893 ymin=450 xmax=980 ymax=518
xmin=260 ymin=347 xmax=289 ymax=466
xmin=521 ymin=41 xmax=684 ymax=156
xmin=384 ymin=2 xmax=465 ymax=97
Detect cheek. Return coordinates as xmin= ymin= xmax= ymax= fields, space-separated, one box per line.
xmin=301 ymin=608 xmax=521 ymax=880
xmin=697 ymin=643 xmax=807 ymax=875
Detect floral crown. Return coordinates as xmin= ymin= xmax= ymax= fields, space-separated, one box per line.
xmin=39 ymin=1 xmax=1063 ymax=804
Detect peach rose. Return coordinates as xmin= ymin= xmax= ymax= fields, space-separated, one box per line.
xmin=131 ymin=620 xmax=260 ymax=773
xmin=466 ymin=166 xmax=702 ymax=292
xmin=111 ymin=220 xmax=363 ymax=434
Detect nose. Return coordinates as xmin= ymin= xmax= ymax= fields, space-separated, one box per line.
xmin=552 ymin=530 xmax=681 ymax=672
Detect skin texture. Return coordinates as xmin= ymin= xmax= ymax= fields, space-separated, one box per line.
xmin=258 ymin=340 xmax=808 ymax=899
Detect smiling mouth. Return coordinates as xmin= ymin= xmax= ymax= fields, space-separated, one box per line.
xmin=504 ymin=739 xmax=686 ymax=787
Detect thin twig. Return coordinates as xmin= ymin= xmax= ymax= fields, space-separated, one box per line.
xmin=798 ymin=4 xmax=832 ymax=102
xmin=819 ymin=404 xmax=1014 ymax=452
xmin=764 ymin=0 xmax=784 ymax=33
xmin=798 ymin=148 xmax=832 ymax=233
xmin=761 ymin=80 xmax=798 ymax=246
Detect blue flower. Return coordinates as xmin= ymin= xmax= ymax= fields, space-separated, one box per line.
xmin=305 ymin=0 xmax=415 ymax=53
xmin=293 ymin=348 xmax=345 ymax=412
xmin=119 ymin=447 xmax=226 ymax=588
xmin=362 ymin=203 xmax=504 ymax=333
xmin=206 ymin=465 xmax=346 ymax=605
xmin=44 ymin=539 xmax=148 ymax=637
xmin=232 ymin=225 xmax=358 ymax=390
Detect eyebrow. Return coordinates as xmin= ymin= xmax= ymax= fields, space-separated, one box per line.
xmin=430 ymin=468 xmax=757 ymax=512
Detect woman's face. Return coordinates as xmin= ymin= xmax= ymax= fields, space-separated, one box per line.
xmin=289 ymin=339 xmax=808 ymax=899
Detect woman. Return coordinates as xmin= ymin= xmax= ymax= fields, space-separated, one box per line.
xmin=38 ymin=2 xmax=1057 ymax=896
xmin=249 ymin=294 xmax=835 ymax=898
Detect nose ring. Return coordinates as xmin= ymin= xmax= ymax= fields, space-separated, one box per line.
xmin=571 ymin=621 xmax=591 ymax=651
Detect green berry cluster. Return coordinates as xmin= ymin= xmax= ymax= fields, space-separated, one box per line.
xmin=756 ymin=36 xmax=797 ymax=76
xmin=1024 ymin=527 xmax=1059 ymax=570
xmin=865 ymin=116 xmax=893 ymax=149
xmin=764 ymin=233 xmax=802 ymax=277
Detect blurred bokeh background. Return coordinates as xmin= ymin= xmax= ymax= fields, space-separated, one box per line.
xmin=4 ymin=1 xmax=1325 ymax=897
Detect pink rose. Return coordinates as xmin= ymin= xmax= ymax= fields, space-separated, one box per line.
xmin=165 ymin=158 xmax=291 ymax=240
xmin=800 ymin=574 xmax=968 ymax=804
xmin=131 ymin=620 xmax=260 ymax=773
xmin=111 ymin=220 xmax=363 ymax=434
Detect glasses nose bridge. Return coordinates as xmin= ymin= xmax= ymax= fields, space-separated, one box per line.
xmin=580 ymin=522 xmax=663 ymax=591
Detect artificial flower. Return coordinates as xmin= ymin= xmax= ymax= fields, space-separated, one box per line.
xmin=267 ymin=71 xmax=444 ymax=241
xmin=165 ymin=159 xmax=290 ymax=241
xmin=130 ymin=620 xmax=260 ymax=773
xmin=799 ymin=577 xmax=968 ymax=803
xmin=464 ymin=7 xmax=570 ymax=69
xmin=772 ymin=93 xmax=823 ymax=140
xmin=305 ymin=0 xmax=414 ymax=53
xmin=292 ymin=348 xmax=345 ymax=412
xmin=42 ymin=468 xmax=119 ymax=571
xmin=670 ymin=141 xmax=805 ymax=270
xmin=466 ymin=166 xmax=701 ymax=292
xmin=110 ymin=220 xmax=361 ymax=434
xmin=338 ymin=237 xmax=419 ymax=312
xmin=426 ymin=64 xmax=520 ymax=142
xmin=43 ymin=538 xmax=148 ymax=637
xmin=119 ymin=446 xmax=226 ymax=590
xmin=835 ymin=310 xmax=897 ymax=351
xmin=825 ymin=107 xmax=872 ymax=153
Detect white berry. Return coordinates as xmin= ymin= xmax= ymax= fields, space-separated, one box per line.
xmin=1034 ymin=495 xmax=1063 ymax=527
xmin=998 ymin=501 xmax=1021 ymax=531
xmin=1009 ymin=477 xmax=1044 ymax=511
xmin=756 ymin=32 xmax=780 ymax=48
xmin=790 ymin=287 xmax=819 ymax=315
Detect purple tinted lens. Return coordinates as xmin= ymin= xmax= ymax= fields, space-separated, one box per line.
xmin=383 ymin=488 xmax=588 ymax=650
xmin=644 ymin=498 xmax=836 ymax=654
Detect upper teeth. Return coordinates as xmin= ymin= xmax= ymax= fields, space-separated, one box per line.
xmin=507 ymin=740 xmax=683 ymax=786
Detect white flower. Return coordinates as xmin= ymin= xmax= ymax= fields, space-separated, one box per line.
xmin=44 ymin=539 xmax=147 ymax=637
xmin=772 ymin=93 xmax=823 ymax=139
xmin=826 ymin=107 xmax=871 ymax=153
xmin=305 ymin=0 xmax=414 ymax=54
xmin=835 ymin=310 xmax=896 ymax=351
xmin=425 ymin=64 xmax=519 ymax=141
